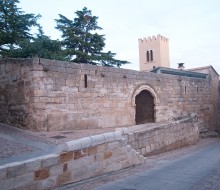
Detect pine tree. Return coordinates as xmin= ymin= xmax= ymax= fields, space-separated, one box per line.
xmin=56 ymin=7 xmax=128 ymax=67
xmin=0 ymin=0 xmax=40 ymax=55
xmin=5 ymin=27 xmax=66 ymax=60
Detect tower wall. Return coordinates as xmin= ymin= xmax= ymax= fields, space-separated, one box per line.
xmin=139 ymin=34 xmax=170 ymax=71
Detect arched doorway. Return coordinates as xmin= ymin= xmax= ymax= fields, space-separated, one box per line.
xmin=135 ymin=90 xmax=155 ymax=124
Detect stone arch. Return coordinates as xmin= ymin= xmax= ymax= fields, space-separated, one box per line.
xmin=132 ymin=85 xmax=158 ymax=124
xmin=132 ymin=85 xmax=158 ymax=107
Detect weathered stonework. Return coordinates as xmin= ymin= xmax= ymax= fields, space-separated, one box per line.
xmin=0 ymin=117 xmax=199 ymax=189
xmin=0 ymin=58 xmax=218 ymax=132
xmin=217 ymin=81 xmax=220 ymax=133
xmin=0 ymin=130 xmax=144 ymax=190
xmin=124 ymin=114 xmax=199 ymax=156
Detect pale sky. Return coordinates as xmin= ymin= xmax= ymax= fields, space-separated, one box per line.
xmin=19 ymin=0 xmax=220 ymax=73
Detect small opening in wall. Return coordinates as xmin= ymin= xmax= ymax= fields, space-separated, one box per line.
xmin=84 ymin=74 xmax=88 ymax=88
xmin=197 ymin=87 xmax=199 ymax=93
xmin=185 ymin=86 xmax=187 ymax=94
xmin=146 ymin=51 xmax=150 ymax=62
xmin=150 ymin=50 xmax=153 ymax=61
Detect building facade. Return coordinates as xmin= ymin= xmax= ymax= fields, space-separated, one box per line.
xmin=0 ymin=58 xmax=218 ymax=133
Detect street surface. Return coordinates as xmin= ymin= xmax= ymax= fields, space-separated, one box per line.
xmin=56 ymin=138 xmax=220 ymax=190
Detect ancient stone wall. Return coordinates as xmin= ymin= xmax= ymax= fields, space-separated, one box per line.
xmin=217 ymin=81 xmax=220 ymax=133
xmin=124 ymin=115 xmax=199 ymax=156
xmin=0 ymin=59 xmax=33 ymax=128
xmin=0 ymin=58 xmax=217 ymax=132
xmin=0 ymin=130 xmax=144 ymax=190
xmin=0 ymin=117 xmax=198 ymax=189
xmin=189 ymin=66 xmax=219 ymax=132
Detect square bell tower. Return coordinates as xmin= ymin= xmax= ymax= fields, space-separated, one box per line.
xmin=138 ymin=34 xmax=170 ymax=71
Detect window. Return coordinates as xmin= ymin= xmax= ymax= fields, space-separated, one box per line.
xmin=150 ymin=50 xmax=153 ymax=61
xmin=84 ymin=74 xmax=88 ymax=88
xmin=146 ymin=50 xmax=153 ymax=62
xmin=146 ymin=51 xmax=150 ymax=62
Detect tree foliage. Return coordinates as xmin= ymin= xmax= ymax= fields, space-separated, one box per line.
xmin=56 ymin=7 xmax=128 ymax=67
xmin=0 ymin=0 xmax=40 ymax=53
xmin=4 ymin=27 xmax=66 ymax=60
xmin=0 ymin=3 xmax=129 ymax=67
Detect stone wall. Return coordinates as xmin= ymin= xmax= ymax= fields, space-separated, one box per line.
xmin=124 ymin=114 xmax=199 ymax=156
xmin=0 ymin=58 xmax=217 ymax=132
xmin=0 ymin=130 xmax=143 ymax=190
xmin=217 ymin=81 xmax=220 ymax=133
xmin=0 ymin=117 xmax=198 ymax=190
xmin=0 ymin=59 xmax=33 ymax=128
xmin=189 ymin=66 xmax=219 ymax=132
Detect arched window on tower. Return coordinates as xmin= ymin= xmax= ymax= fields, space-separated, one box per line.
xmin=150 ymin=50 xmax=153 ymax=61
xmin=146 ymin=50 xmax=153 ymax=62
xmin=146 ymin=51 xmax=150 ymax=62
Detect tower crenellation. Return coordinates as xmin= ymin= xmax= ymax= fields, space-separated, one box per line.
xmin=139 ymin=34 xmax=170 ymax=71
xmin=138 ymin=34 xmax=169 ymax=44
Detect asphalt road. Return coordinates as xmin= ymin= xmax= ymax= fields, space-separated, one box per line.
xmin=56 ymin=138 xmax=220 ymax=190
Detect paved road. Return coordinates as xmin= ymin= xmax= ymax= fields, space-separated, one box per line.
xmin=90 ymin=140 xmax=220 ymax=190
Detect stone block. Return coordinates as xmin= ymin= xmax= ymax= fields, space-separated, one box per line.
xmin=7 ymin=162 xmax=26 ymax=178
xmin=15 ymin=181 xmax=41 ymax=190
xmin=121 ymin=160 xmax=132 ymax=168
xmin=57 ymin=171 xmax=72 ymax=186
xmin=146 ymin=145 xmax=151 ymax=153
xmin=71 ymin=165 xmax=89 ymax=179
xmin=81 ymin=137 xmax=92 ymax=149
xmin=103 ymin=151 xmax=113 ymax=159
xmin=103 ymin=132 xmax=115 ymax=142
xmin=120 ymin=138 xmax=127 ymax=147
xmin=49 ymin=164 xmax=64 ymax=177
xmin=113 ymin=131 xmax=122 ymax=140
xmin=97 ymin=143 xmax=107 ymax=152
xmin=13 ymin=172 xmax=34 ymax=189
xmin=34 ymin=169 xmax=49 ymax=180
xmin=0 ymin=178 xmax=13 ymax=190
xmin=60 ymin=152 xmax=74 ymax=163
xmin=141 ymin=148 xmax=146 ymax=155
xmin=25 ymin=158 xmax=41 ymax=172
xmin=127 ymin=145 xmax=132 ymax=151
xmin=74 ymin=150 xmax=85 ymax=160
xmin=68 ymin=155 xmax=94 ymax=171
xmin=94 ymin=153 xmax=103 ymax=162
xmin=91 ymin=134 xmax=105 ymax=146
xmin=88 ymin=146 xmax=97 ymax=155
xmin=107 ymin=141 xmax=119 ymax=150
xmin=66 ymin=139 xmax=82 ymax=151
xmin=42 ymin=176 xmax=57 ymax=190
xmin=128 ymin=133 xmax=135 ymax=142
xmin=41 ymin=154 xmax=59 ymax=168
xmin=0 ymin=166 xmax=7 ymax=180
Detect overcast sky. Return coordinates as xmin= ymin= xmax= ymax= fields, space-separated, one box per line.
xmin=19 ymin=0 xmax=220 ymax=73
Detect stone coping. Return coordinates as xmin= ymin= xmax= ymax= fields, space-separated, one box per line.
xmin=61 ymin=130 xmax=123 ymax=152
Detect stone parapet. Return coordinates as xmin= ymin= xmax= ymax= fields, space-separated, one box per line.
xmin=0 ymin=116 xmax=199 ymax=189
xmin=124 ymin=114 xmax=199 ymax=156
xmin=0 ymin=130 xmax=144 ymax=190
